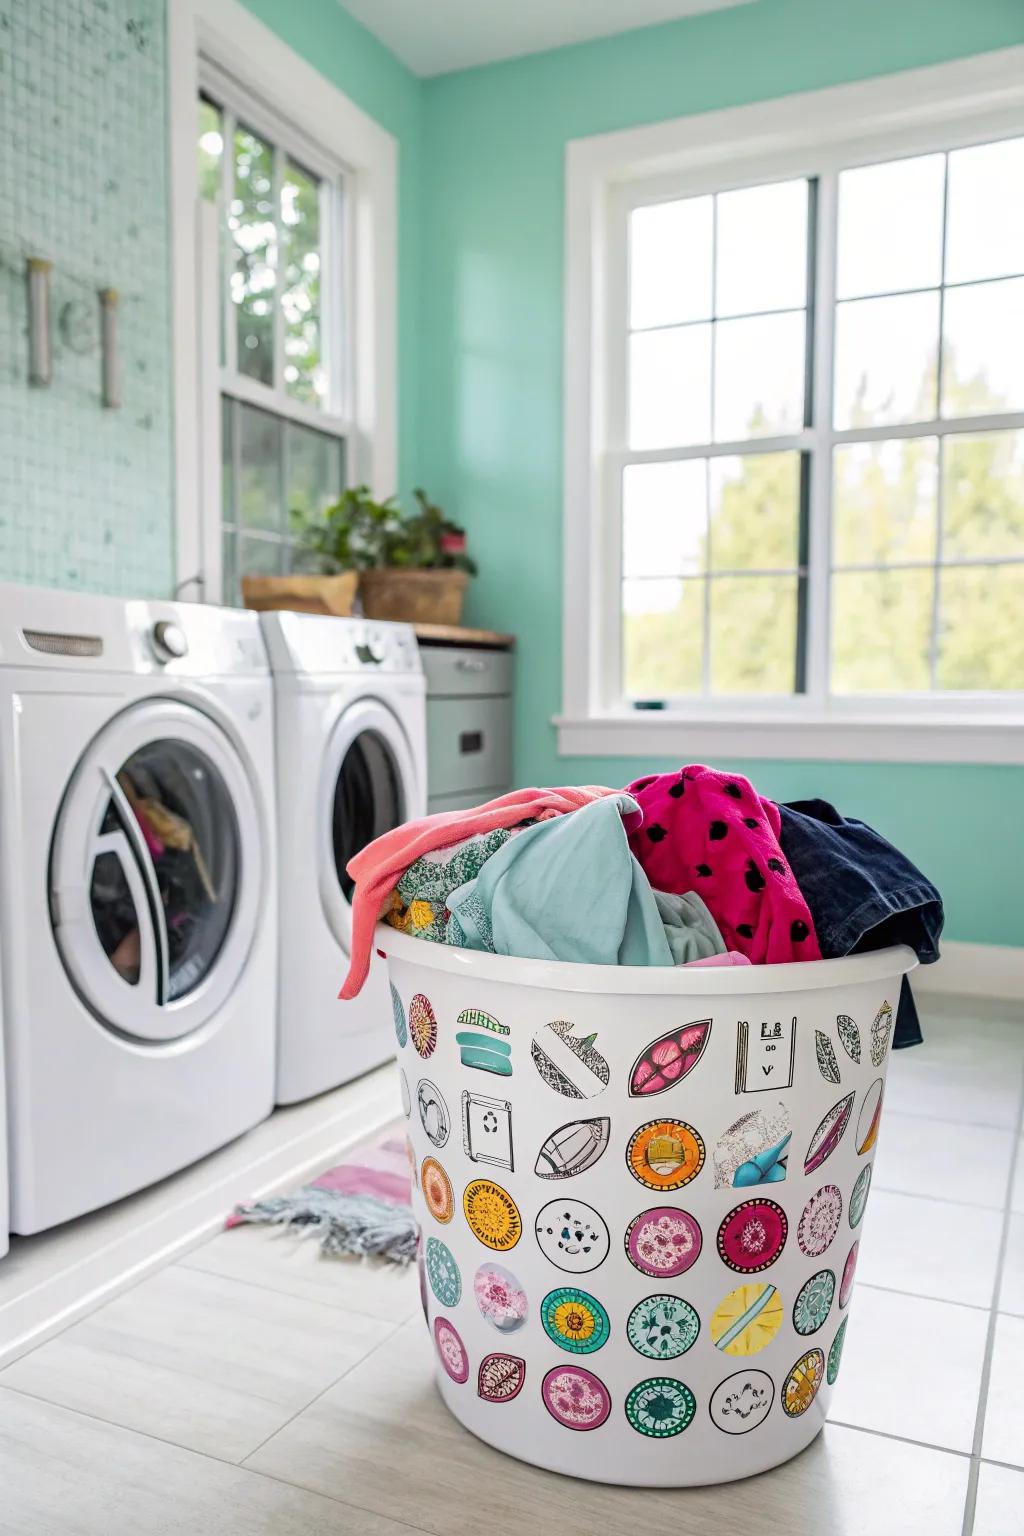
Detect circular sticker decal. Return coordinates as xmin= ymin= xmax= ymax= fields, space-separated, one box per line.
xmin=421 ymin=1157 xmax=453 ymax=1224
xmin=391 ymin=983 xmax=407 ymax=1048
xmin=626 ymin=1295 xmax=700 ymax=1361
xmin=849 ymin=1163 xmax=872 ymax=1229
xmin=625 ymin=1207 xmax=703 ymax=1279
xmin=416 ymin=1079 xmax=451 ymax=1149
xmin=531 ymin=1022 xmax=609 ymax=1099
xmin=535 ymin=1199 xmax=610 ymax=1274
xmin=399 ymin=1068 xmax=411 ymax=1119
xmin=474 ymin=1262 xmax=528 ymax=1333
xmin=628 ymin=1020 xmax=711 ymax=1097
xmin=626 ymin=1119 xmax=705 ymax=1193
xmin=839 ymin=1241 xmax=859 ymax=1309
xmin=541 ymin=1364 xmax=611 ymax=1431
xmin=709 ymin=1369 xmax=775 ymax=1435
xmin=827 ymin=1317 xmax=848 ymax=1385
xmin=434 ymin=1315 xmax=469 ymax=1384
xmin=409 ymin=994 xmax=438 ymax=1059
xmin=782 ymin=1347 xmax=825 ymax=1418
xmin=837 ymin=1013 xmax=861 ymax=1064
xmin=798 ymin=1185 xmax=843 ymax=1258
xmin=541 ymin=1287 xmax=610 ymax=1355
xmin=717 ymin=1199 xmax=788 ymax=1273
xmin=624 ymin=1378 xmax=696 ymax=1439
xmin=803 ymin=1093 xmax=855 ymax=1176
xmin=857 ymin=1079 xmax=884 ymax=1155
xmin=713 ymin=1104 xmax=790 ymax=1190
xmin=710 ymin=1281 xmax=783 ymax=1357
xmin=792 ymin=1270 xmax=835 ymax=1336
xmin=417 ymin=1244 xmax=428 ymax=1321
xmin=478 ymin=1352 xmax=526 ymax=1403
xmin=425 ymin=1237 xmax=462 ymax=1308
xmin=534 ymin=1117 xmax=610 ymax=1180
xmin=464 ymin=1180 xmax=522 ymax=1252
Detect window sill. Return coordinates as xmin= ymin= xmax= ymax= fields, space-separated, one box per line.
xmin=553 ymin=711 xmax=1024 ymax=765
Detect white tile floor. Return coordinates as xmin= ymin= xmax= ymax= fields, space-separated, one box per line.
xmin=0 ymin=995 xmax=1022 ymax=1535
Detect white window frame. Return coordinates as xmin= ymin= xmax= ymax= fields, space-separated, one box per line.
xmin=169 ymin=0 xmax=397 ymax=603
xmin=560 ymin=47 xmax=1024 ymax=765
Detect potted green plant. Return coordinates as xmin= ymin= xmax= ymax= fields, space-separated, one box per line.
xmin=240 ymin=486 xmax=401 ymax=616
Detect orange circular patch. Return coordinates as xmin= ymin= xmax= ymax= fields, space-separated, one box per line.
xmin=421 ymin=1157 xmax=453 ymax=1224
xmin=626 ymin=1120 xmax=705 ymax=1192
xmin=463 ymin=1179 xmax=522 ymax=1252
xmin=782 ymin=1347 xmax=825 ymax=1417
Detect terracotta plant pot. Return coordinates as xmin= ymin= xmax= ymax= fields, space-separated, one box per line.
xmin=359 ymin=569 xmax=468 ymax=625
xmin=240 ymin=572 xmax=359 ymax=617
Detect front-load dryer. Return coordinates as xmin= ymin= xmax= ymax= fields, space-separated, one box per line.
xmin=0 ymin=585 xmax=277 ymax=1233
xmin=260 ymin=611 xmax=426 ymax=1103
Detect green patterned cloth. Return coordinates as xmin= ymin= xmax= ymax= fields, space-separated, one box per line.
xmin=384 ymin=828 xmax=514 ymax=942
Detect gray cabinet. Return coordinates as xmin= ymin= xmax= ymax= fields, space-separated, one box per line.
xmin=419 ymin=640 xmax=514 ymax=814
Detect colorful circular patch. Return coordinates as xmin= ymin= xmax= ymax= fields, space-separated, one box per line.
xmin=624 ymin=1378 xmax=696 ymax=1438
xmin=709 ymin=1369 xmax=775 ymax=1435
xmin=474 ymin=1262 xmax=528 ymax=1333
xmin=839 ymin=1241 xmax=859 ymax=1308
xmin=626 ymin=1119 xmax=705 ymax=1192
xmin=782 ymin=1347 xmax=825 ymax=1417
xmin=625 ymin=1207 xmax=702 ymax=1279
xmin=417 ymin=1244 xmax=428 ymax=1321
xmin=857 ymin=1078 xmax=884 ymax=1155
xmin=399 ymin=1068 xmax=411 ymax=1119
xmin=628 ymin=1020 xmax=712 ymax=1097
xmin=717 ymin=1199 xmax=788 ymax=1273
xmin=464 ymin=1179 xmax=522 ymax=1251
xmin=798 ymin=1185 xmax=843 ymax=1258
xmin=391 ymin=983 xmax=407 ymax=1048
xmin=478 ymin=1352 xmax=525 ymax=1403
xmin=792 ymin=1269 xmax=835 ymax=1336
xmin=434 ymin=1315 xmax=469 ymax=1384
xmin=421 ymin=1158 xmax=453 ymax=1224
xmin=849 ymin=1163 xmax=872 ymax=1229
xmin=541 ymin=1288 xmax=610 ymax=1355
xmin=409 ymin=993 xmax=438 ymax=1059
xmin=710 ymin=1281 xmax=783 ymax=1356
xmin=541 ymin=1364 xmax=611 ymax=1431
xmin=416 ymin=1079 xmax=451 ymax=1148
xmin=531 ymin=1021 xmax=610 ymax=1098
xmin=827 ymin=1317 xmax=848 ymax=1385
xmin=626 ymin=1295 xmax=700 ymax=1360
xmin=425 ymin=1237 xmax=461 ymax=1308
xmin=535 ymin=1199 xmax=610 ymax=1273
xmin=803 ymin=1093 xmax=855 ymax=1176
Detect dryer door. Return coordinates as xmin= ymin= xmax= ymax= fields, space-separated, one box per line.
xmin=319 ymin=697 xmax=419 ymax=952
xmin=50 ymin=700 xmax=264 ymax=1042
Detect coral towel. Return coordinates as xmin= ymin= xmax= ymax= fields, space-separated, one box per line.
xmin=339 ymin=786 xmax=620 ymax=999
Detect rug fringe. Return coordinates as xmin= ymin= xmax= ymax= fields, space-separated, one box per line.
xmin=231 ymin=1188 xmax=417 ymax=1264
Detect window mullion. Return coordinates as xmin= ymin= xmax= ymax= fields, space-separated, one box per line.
xmin=804 ymin=168 xmax=839 ymax=706
xmin=929 ymin=152 xmax=952 ymax=689
xmin=272 ymin=142 xmax=285 ymax=401
xmin=222 ymin=108 xmax=237 ymax=377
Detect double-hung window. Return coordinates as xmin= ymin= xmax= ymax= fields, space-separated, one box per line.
xmin=563 ymin=55 xmax=1024 ymax=761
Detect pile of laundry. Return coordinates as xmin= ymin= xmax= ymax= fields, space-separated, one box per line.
xmin=340 ymin=766 xmax=942 ymax=1049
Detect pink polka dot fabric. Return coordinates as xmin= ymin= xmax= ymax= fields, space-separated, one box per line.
xmin=626 ymin=765 xmax=821 ymax=965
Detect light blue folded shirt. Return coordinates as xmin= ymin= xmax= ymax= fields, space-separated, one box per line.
xmin=444 ymin=793 xmax=725 ymax=967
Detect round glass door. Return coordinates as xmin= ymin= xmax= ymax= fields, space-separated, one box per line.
xmin=51 ymin=700 xmax=263 ymax=1042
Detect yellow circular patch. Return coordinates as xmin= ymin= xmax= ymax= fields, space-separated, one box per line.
xmin=783 ymin=1347 xmax=825 ymax=1417
xmin=627 ymin=1119 xmax=705 ymax=1192
xmin=464 ymin=1179 xmax=522 ymax=1252
xmin=710 ymin=1281 xmax=784 ymax=1357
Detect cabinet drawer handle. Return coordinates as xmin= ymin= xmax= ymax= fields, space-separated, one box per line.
xmin=459 ymin=730 xmax=484 ymax=754
xmin=455 ymin=657 xmax=488 ymax=673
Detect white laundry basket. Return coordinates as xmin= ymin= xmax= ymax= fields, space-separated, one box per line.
xmin=380 ymin=925 xmax=916 ymax=1487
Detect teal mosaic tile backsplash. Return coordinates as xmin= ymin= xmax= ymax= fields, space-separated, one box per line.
xmin=0 ymin=0 xmax=174 ymax=597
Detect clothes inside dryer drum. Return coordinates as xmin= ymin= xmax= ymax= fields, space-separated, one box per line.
xmin=332 ymin=731 xmax=404 ymax=902
xmin=90 ymin=739 xmax=240 ymax=1001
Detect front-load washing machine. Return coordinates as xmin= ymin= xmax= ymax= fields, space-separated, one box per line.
xmin=0 ymin=584 xmax=277 ymax=1233
xmin=260 ymin=611 xmax=426 ymax=1102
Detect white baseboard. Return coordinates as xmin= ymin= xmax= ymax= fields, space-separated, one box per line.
xmin=913 ymin=940 xmax=1024 ymax=1002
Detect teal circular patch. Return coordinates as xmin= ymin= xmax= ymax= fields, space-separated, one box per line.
xmin=425 ymin=1237 xmax=461 ymax=1308
xmin=793 ymin=1269 xmax=835 ymax=1336
xmin=391 ymin=984 xmax=407 ymax=1048
xmin=849 ymin=1164 xmax=872 ymax=1229
xmin=827 ymin=1316 xmax=848 ymax=1385
xmin=625 ymin=1377 xmax=696 ymax=1438
xmin=626 ymin=1295 xmax=700 ymax=1360
xmin=540 ymin=1288 xmax=610 ymax=1355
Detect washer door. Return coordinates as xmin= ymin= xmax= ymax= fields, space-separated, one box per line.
xmin=50 ymin=700 xmax=263 ymax=1042
xmin=319 ymin=697 xmax=418 ymax=952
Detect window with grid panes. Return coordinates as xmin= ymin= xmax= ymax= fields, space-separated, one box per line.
xmin=619 ymin=134 xmax=1024 ymax=703
xmin=198 ymin=91 xmax=347 ymax=603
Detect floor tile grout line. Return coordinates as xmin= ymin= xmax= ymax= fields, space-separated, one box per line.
xmin=871 ymin=1181 xmax=1008 ymax=1213
xmin=827 ymin=1417 xmax=972 ymax=1460
xmin=959 ymin=1054 xmax=1024 ymax=1536
xmin=854 ymin=1281 xmax=993 ymax=1314
xmin=978 ymin=1453 xmax=1024 ymax=1476
xmin=171 ymin=1248 xmax=419 ymax=1325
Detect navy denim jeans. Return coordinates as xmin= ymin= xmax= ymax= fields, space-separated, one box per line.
xmin=777 ymin=799 xmax=944 ymax=1049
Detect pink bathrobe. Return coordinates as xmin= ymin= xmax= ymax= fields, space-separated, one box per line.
xmin=627 ymin=766 xmax=821 ymax=965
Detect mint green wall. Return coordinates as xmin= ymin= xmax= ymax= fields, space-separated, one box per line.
xmin=414 ymin=0 xmax=1024 ymax=946
xmin=241 ymin=0 xmax=423 ymax=501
